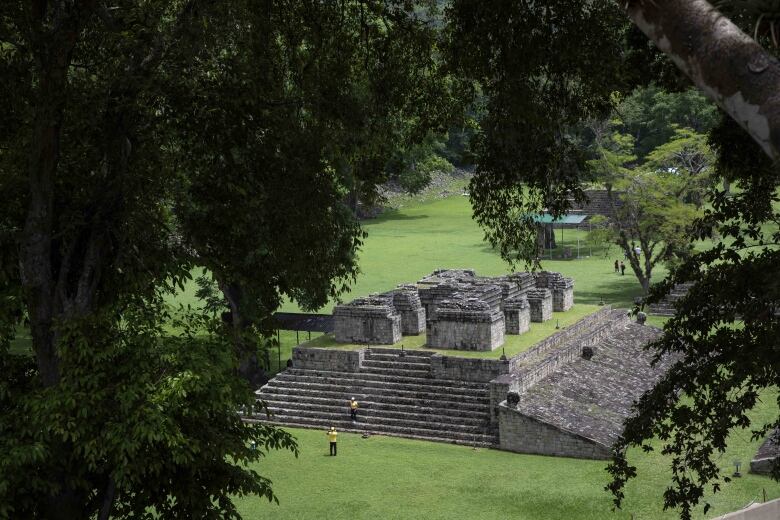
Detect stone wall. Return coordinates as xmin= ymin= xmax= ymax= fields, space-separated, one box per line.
xmin=488 ymin=307 xmax=624 ymax=425
xmin=417 ymin=281 xmax=467 ymax=321
xmin=430 ymin=355 xmax=509 ymax=383
xmin=553 ymin=287 xmax=574 ymax=312
xmin=526 ymin=288 xmax=553 ymax=322
xmin=713 ymin=498 xmax=780 ymax=520
xmin=534 ymin=271 xmax=575 ymax=312
xmin=569 ymin=189 xmax=621 ymax=218
xmin=427 ymin=298 xmax=504 ymax=351
xmin=291 ymin=347 xmax=364 ymax=372
xmin=494 ymin=312 xmax=669 ymax=460
xmin=508 ymin=306 xmax=618 ymax=373
xmin=504 ymin=296 xmax=530 ymax=334
xmin=390 ymin=285 xmax=426 ymax=335
xmin=498 ymin=404 xmax=611 ymax=459
xmin=333 ymin=296 xmax=402 ymax=344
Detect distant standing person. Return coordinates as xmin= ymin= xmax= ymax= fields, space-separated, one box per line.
xmin=349 ymin=397 xmax=359 ymax=421
xmin=634 ymin=245 xmax=641 ymax=258
xmin=327 ymin=427 xmax=338 ymax=456
xmin=620 ymin=261 xmax=626 ymax=275
xmin=614 ymin=259 xmax=619 ymax=273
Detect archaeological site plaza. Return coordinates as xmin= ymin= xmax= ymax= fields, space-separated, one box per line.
xmin=253 ymin=269 xmax=674 ymax=460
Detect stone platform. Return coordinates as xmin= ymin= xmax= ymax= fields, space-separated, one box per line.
xmin=254 ymin=307 xmax=674 ymax=459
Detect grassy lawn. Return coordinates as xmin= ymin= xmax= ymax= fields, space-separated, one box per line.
xmin=304 ymin=303 xmax=600 ymax=359
xmin=238 ymin=391 xmax=780 ymax=520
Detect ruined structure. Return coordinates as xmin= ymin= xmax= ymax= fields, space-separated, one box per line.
xmin=526 ymin=288 xmax=553 ymax=322
xmin=535 ymin=271 xmax=575 ymax=312
xmin=255 ymin=307 xmax=674 ymax=460
xmin=333 ymin=296 xmax=401 ymax=344
xmin=332 ymin=268 xmax=574 ymax=349
xmin=390 ymin=285 xmax=426 ymax=335
xmin=503 ymin=296 xmax=530 ymax=335
xmin=427 ymin=297 xmax=504 ymax=351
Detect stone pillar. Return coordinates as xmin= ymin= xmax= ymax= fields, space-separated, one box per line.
xmin=535 ymin=271 xmax=575 ymax=312
xmin=552 ymin=278 xmax=574 ymax=312
xmin=526 ymin=288 xmax=553 ymax=322
xmin=391 ymin=285 xmax=426 ymax=335
xmin=504 ymin=296 xmax=530 ymax=335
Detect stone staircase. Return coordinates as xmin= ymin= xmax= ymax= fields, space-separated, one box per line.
xmin=647 ymin=283 xmax=693 ymax=316
xmin=253 ymin=348 xmax=498 ymax=447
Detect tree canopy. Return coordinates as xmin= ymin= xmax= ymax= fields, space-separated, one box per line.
xmin=448 ymin=1 xmax=780 ymax=518
xmin=0 ymin=0 xmax=457 ymax=517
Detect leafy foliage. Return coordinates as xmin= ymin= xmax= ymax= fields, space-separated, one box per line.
xmin=608 ymin=155 xmax=780 ymax=518
xmin=386 ymin=134 xmax=456 ymax=194
xmin=0 ymin=0 xmax=455 ymax=517
xmin=445 ymin=0 xmax=631 ymax=265
xmin=448 ymin=4 xmax=780 ymax=518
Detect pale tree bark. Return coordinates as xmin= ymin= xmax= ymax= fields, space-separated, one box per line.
xmin=622 ymin=0 xmax=780 ymax=161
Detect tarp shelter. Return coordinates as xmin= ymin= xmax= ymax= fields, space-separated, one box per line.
xmin=271 ymin=312 xmax=334 ymax=369
xmin=532 ymin=213 xmax=590 ymax=258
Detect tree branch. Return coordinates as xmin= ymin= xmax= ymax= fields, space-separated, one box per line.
xmin=622 ymin=0 xmax=780 ymax=161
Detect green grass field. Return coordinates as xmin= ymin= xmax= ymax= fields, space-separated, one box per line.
xmin=238 ymin=391 xmax=780 ymax=520
xmin=225 ymin=194 xmax=779 ymax=519
xmin=12 ymin=193 xmax=779 ymax=518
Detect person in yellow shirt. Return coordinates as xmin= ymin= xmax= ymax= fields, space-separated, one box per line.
xmin=349 ymin=397 xmax=359 ymax=421
xmin=327 ymin=427 xmax=338 ymax=456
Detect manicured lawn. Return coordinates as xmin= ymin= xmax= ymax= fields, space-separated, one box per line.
xmin=304 ymin=303 xmax=601 ymax=359
xmin=238 ymin=391 xmax=780 ymax=520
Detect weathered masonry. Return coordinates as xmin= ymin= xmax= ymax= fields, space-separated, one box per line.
xmin=253 ymin=307 xmax=674 ymax=460
xmin=332 ymin=268 xmax=575 ymax=351
xmin=333 ymin=296 xmax=401 ymax=344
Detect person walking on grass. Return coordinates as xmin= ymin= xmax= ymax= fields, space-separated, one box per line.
xmin=349 ymin=397 xmax=359 ymax=422
xmin=614 ymin=259 xmax=619 ymax=273
xmin=327 ymin=427 xmax=338 ymax=456
xmin=620 ymin=261 xmax=626 ymax=276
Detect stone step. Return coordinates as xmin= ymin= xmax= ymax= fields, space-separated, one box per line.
xmin=259 ymin=383 xmax=490 ymax=405
xmin=259 ymin=399 xmax=489 ymax=425
xmin=366 ymin=347 xmax=437 ymax=357
xmin=275 ymin=372 xmax=489 ymax=396
xmin=286 ymin=368 xmax=489 ymax=389
xmin=360 ymin=365 xmax=432 ymax=378
xmin=248 ymin=415 xmax=497 ymax=446
xmin=363 ymin=352 xmax=434 ymax=364
xmin=263 ymin=406 xmax=488 ymax=432
xmin=361 ymin=359 xmax=432 ymax=371
xmin=257 ymin=392 xmax=491 ymax=413
xmin=246 ymin=418 xmax=497 ymax=448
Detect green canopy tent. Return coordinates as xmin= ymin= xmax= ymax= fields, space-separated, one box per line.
xmin=532 ymin=213 xmax=589 ymax=259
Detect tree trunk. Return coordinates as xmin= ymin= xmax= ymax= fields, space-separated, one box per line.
xmin=219 ymin=282 xmax=267 ymax=388
xmin=621 ymin=0 xmax=780 ymax=161
xmin=21 ymin=3 xmax=91 ymax=387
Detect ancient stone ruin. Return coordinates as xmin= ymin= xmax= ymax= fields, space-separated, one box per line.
xmin=333 ymin=296 xmax=401 ymax=344
xmin=427 ymin=297 xmax=504 ymax=351
xmin=503 ymin=296 xmax=530 ymax=335
xmin=526 ymin=288 xmax=553 ymax=322
xmin=332 ymin=268 xmax=575 ymax=350
xmin=535 ymin=271 xmax=575 ymax=312
xmin=256 ymin=306 xmax=676 ymax=461
xmin=390 ymin=284 xmax=426 ymax=335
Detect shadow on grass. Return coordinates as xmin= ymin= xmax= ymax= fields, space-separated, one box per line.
xmin=575 ymin=278 xmax=645 ymax=308
xmin=361 ymin=210 xmax=429 ymax=225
